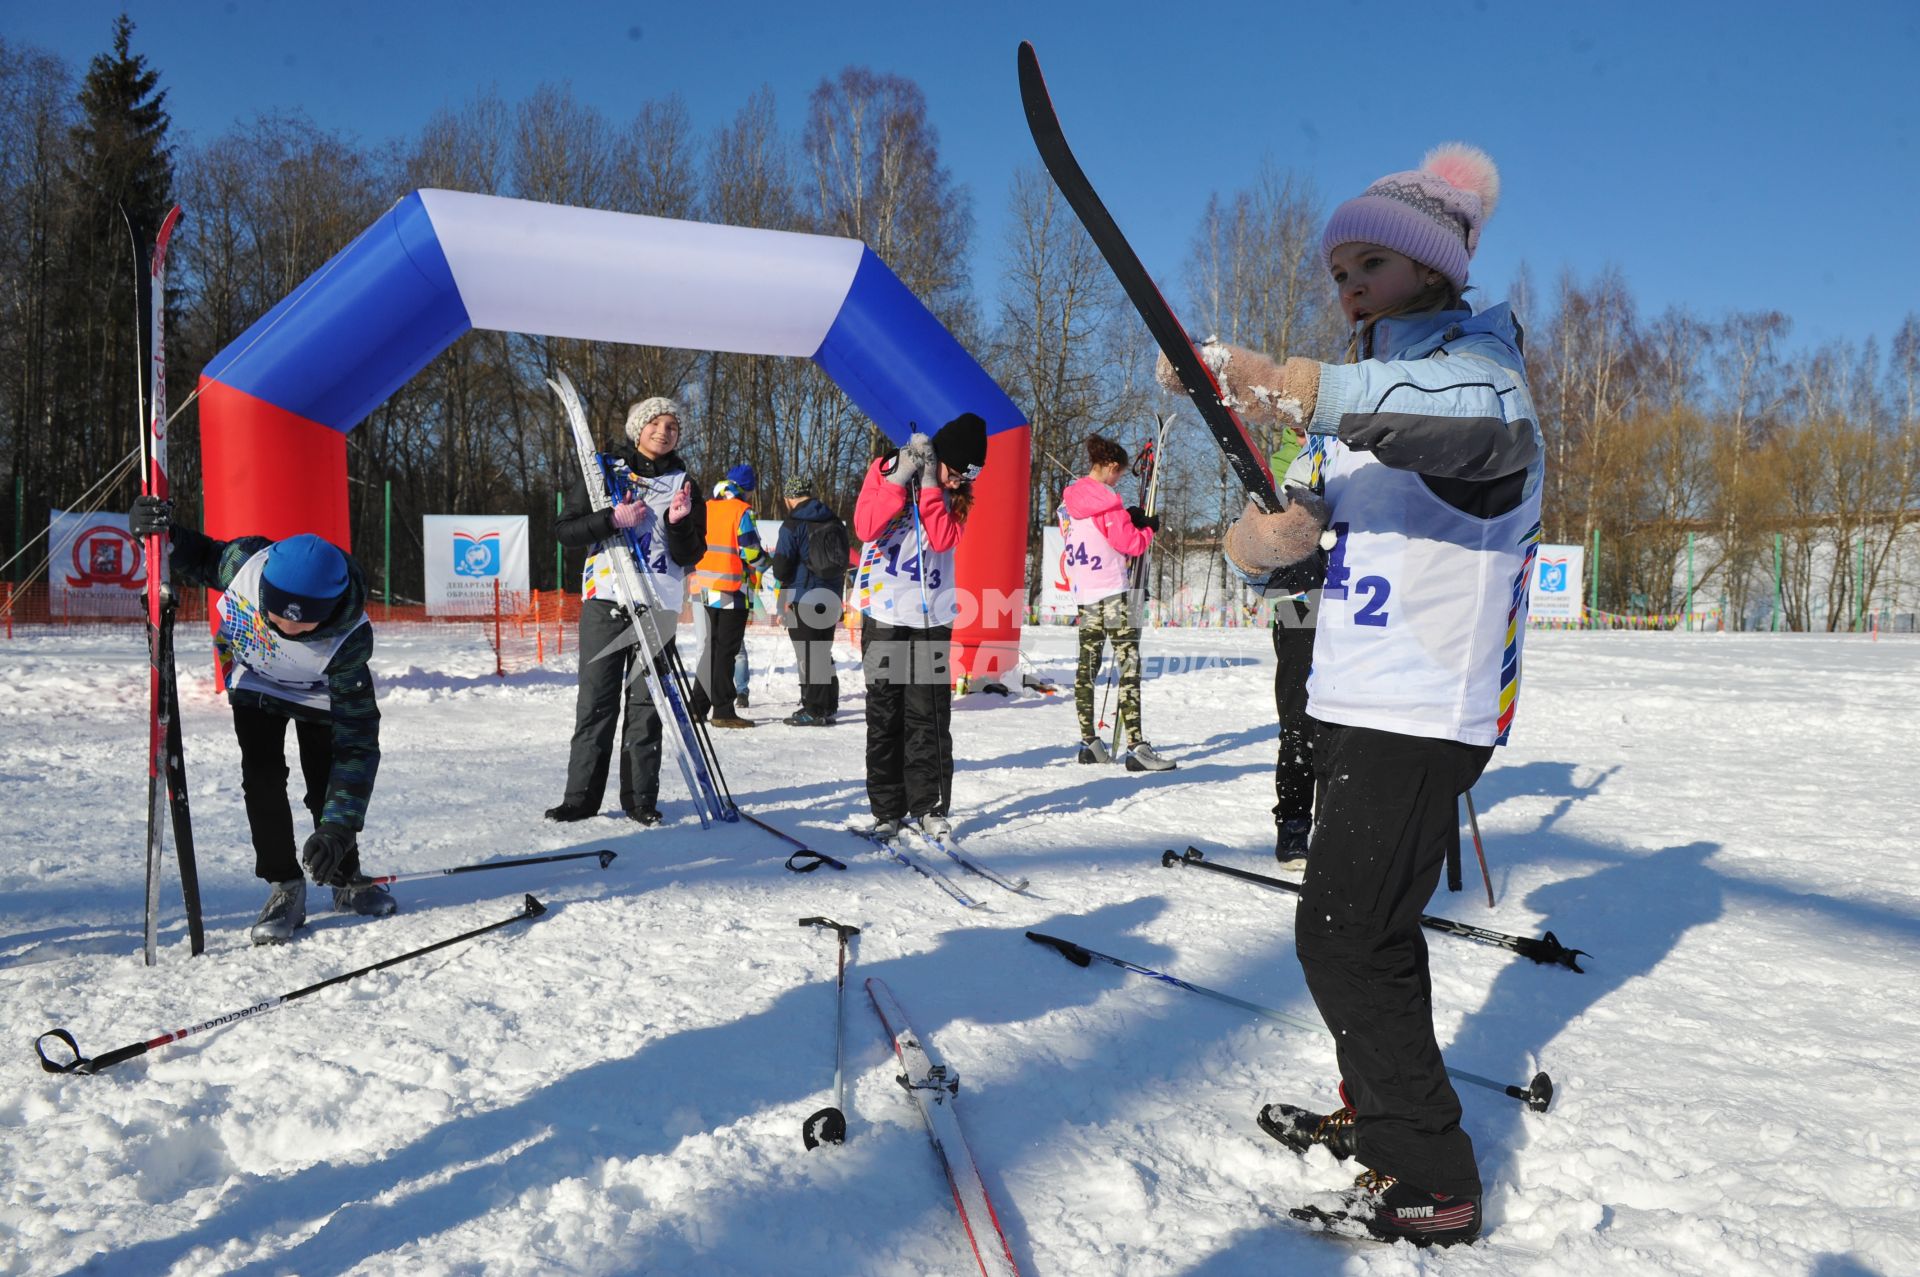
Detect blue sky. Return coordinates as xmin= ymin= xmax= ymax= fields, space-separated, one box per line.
xmin=11 ymin=0 xmax=1918 ymax=354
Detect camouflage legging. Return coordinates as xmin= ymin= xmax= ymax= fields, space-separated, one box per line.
xmin=1075 ymin=592 xmax=1142 ymax=745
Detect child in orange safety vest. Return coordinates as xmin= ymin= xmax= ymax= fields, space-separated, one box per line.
xmin=688 ymin=463 xmax=764 ymax=727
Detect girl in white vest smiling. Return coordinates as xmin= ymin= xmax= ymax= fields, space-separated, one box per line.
xmin=545 ymin=396 xmax=704 ymax=826
xmin=1162 ymin=144 xmax=1543 ymax=1246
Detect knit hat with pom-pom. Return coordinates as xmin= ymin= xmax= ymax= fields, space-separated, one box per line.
xmin=1321 ymin=143 xmax=1501 ymax=290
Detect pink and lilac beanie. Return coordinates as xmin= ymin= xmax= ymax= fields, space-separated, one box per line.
xmin=1320 ymin=143 xmax=1501 ymax=290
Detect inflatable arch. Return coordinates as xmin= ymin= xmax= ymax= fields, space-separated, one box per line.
xmin=197 ymin=189 xmax=1030 ymax=678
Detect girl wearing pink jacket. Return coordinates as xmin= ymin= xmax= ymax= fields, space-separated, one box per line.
xmin=1059 ymin=434 xmax=1174 ymax=772
xmin=850 ymin=413 xmax=988 ymax=838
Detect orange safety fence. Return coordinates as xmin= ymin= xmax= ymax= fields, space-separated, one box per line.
xmin=0 ymin=580 xmax=592 ymax=676
xmin=0 ymin=578 xmax=851 ymax=675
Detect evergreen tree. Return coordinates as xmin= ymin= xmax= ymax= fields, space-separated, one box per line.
xmin=58 ymin=12 xmax=174 ymax=499
xmin=72 ymin=13 xmax=172 ymax=233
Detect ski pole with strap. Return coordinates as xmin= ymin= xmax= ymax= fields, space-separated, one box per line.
xmin=366 ymin=849 xmax=615 ymax=887
xmin=800 ymin=916 xmax=860 ymax=1147
xmin=1161 ymin=847 xmax=1587 ymax=972
xmin=1025 ymin=928 xmax=1554 ymax=1113
xmin=36 ymin=895 xmax=548 ymax=1076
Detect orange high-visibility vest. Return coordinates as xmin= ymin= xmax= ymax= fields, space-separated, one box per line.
xmin=691 ymin=495 xmax=749 ymax=594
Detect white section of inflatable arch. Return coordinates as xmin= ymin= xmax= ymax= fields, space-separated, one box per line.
xmin=417 ymin=189 xmax=867 ymax=356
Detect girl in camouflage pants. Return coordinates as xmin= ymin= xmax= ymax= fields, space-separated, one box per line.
xmin=1059 ymin=435 xmax=1175 ymax=772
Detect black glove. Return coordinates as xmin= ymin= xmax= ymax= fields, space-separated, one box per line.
xmin=129 ymin=495 xmax=172 ymax=537
xmin=301 ymin=822 xmax=358 ymax=887
xmin=1126 ymin=505 xmax=1161 ymax=532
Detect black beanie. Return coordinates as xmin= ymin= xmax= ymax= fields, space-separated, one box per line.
xmin=932 ymin=413 xmax=988 ymax=478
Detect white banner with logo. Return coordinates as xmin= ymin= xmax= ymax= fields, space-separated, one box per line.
xmin=1530 ymin=543 xmax=1585 ymax=622
xmin=1039 ymin=525 xmax=1074 ymax=617
xmin=423 ymin=514 xmax=529 ymax=615
xmin=49 ymin=508 xmax=146 ymax=616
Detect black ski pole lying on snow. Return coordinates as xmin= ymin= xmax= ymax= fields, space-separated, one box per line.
xmin=1025 ymin=929 xmax=1554 ymax=1113
xmin=35 ymin=895 xmax=549 ymax=1076
xmin=366 ymin=844 xmax=614 ymax=887
xmin=800 ymin=916 xmax=860 ymax=1147
xmin=368 ymin=849 xmax=615 ymax=887
xmin=1161 ymin=847 xmax=1589 ymax=972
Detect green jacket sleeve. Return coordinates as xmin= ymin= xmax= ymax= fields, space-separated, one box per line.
xmin=318 ymin=625 xmax=381 ymax=830
xmin=169 ymin=526 xmax=272 ymax=593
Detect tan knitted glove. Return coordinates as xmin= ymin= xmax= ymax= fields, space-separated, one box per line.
xmin=1223 ymin=490 xmax=1330 ymax=575
xmin=1156 ymin=343 xmax=1321 ymax=425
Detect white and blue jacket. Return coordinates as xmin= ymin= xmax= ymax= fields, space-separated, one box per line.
xmin=1239 ymin=304 xmax=1546 ymax=746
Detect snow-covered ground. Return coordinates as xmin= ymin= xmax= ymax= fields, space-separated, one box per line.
xmin=2 ymin=622 xmax=1916 ymax=1276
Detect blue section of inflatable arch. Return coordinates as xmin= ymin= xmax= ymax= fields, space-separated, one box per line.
xmin=811 ymin=248 xmax=1023 ymax=444
xmin=201 ymin=192 xmax=472 ymax=433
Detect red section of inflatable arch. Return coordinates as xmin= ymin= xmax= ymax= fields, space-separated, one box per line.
xmin=951 ymin=424 xmax=1032 ymax=685
xmin=197 ymin=377 xmax=351 ymax=683
xmin=199 ymin=377 xmax=352 ymax=549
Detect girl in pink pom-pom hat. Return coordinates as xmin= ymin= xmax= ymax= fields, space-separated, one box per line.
xmin=1164 ymin=143 xmax=1546 ymax=1247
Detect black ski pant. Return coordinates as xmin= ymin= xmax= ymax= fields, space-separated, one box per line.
xmin=562 ymin=599 xmax=674 ymax=813
xmin=232 ymin=700 xmax=345 ymax=884
xmin=786 ymin=617 xmax=841 ymax=717
xmin=861 ymin=617 xmax=952 ymax=821
xmin=1295 ymin=718 xmax=1492 ymax=1199
xmin=688 ymin=603 xmax=747 ymax=719
xmin=1271 ymin=604 xmax=1316 ymax=829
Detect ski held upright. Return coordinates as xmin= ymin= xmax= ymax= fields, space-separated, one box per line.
xmin=1017 ymin=42 xmax=1281 ymax=511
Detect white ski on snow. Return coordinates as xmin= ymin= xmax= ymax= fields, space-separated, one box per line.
xmin=906 ymin=826 xmax=1030 ymax=894
xmin=866 ymin=976 xmax=1022 ymax=1277
xmin=847 ymin=827 xmax=982 ymax=909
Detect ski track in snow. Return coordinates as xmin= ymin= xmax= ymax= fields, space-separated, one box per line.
xmin=2 ymin=625 xmax=1917 ymax=1275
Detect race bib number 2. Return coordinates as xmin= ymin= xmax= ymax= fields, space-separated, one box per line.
xmin=1323 ymin=522 xmax=1391 ymax=627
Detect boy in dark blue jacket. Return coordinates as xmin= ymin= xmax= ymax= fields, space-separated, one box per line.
xmin=767 ymin=476 xmax=848 ymax=726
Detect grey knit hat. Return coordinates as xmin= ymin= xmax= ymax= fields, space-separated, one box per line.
xmin=625 ymin=396 xmax=682 ymax=442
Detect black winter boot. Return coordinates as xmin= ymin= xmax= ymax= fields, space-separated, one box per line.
xmin=1258 ymin=1100 xmax=1358 ymax=1160
xmin=1291 ymin=1169 xmax=1481 ymax=1247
